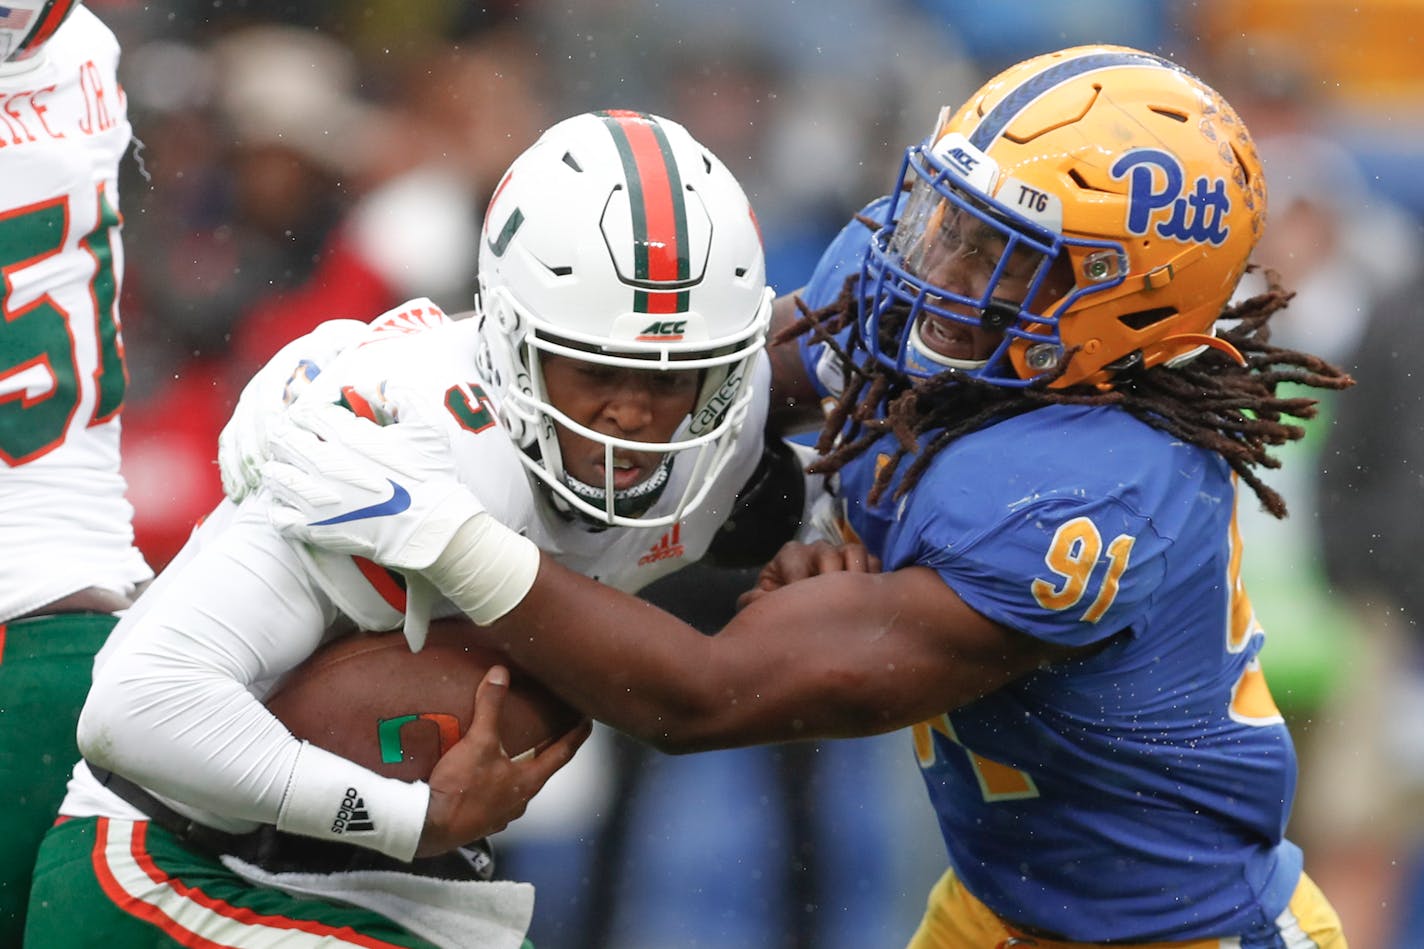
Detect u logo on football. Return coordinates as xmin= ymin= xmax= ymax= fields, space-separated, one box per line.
xmin=377 ymin=712 xmax=462 ymax=763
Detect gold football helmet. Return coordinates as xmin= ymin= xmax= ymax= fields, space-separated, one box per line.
xmin=860 ymin=45 xmax=1267 ymax=389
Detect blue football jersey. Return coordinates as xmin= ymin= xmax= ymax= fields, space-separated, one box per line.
xmin=796 ymin=204 xmax=1304 ymax=941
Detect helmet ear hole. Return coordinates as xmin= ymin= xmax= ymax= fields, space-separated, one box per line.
xmin=1118 ymin=307 xmax=1177 ymax=331
xmin=1230 ymin=143 xmax=1260 ymax=189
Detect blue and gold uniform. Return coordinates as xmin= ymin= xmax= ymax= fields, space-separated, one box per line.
xmin=797 ymin=204 xmax=1341 ymax=945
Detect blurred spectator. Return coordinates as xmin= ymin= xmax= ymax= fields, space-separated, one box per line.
xmin=1213 ymin=36 xmax=1424 ymax=949
xmin=120 ymin=26 xmax=356 ymax=389
xmin=1314 ymin=257 xmax=1424 ymax=949
xmin=1228 ymin=131 xmax=1420 ymax=711
xmin=119 ymin=20 xmax=549 ymax=568
xmin=118 ymin=25 xmax=374 ymax=566
xmin=906 ymin=0 xmax=1176 ymax=72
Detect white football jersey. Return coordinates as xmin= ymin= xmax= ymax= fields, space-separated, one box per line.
xmin=288 ymin=300 xmax=770 ymax=631
xmin=0 ymin=7 xmax=150 ymax=621
xmin=58 ymin=298 xmax=770 ymax=844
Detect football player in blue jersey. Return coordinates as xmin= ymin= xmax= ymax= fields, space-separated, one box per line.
xmin=264 ymin=46 xmax=1352 ymax=946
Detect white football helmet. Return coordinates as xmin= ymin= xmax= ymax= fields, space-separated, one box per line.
xmin=476 ymin=110 xmax=772 ymax=528
xmin=0 ymin=0 xmax=78 ymax=67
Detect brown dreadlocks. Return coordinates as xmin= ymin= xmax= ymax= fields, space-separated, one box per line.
xmin=776 ymin=264 xmax=1354 ymax=519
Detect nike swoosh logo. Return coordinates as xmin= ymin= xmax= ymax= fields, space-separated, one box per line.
xmin=310 ymin=479 xmax=412 ymax=525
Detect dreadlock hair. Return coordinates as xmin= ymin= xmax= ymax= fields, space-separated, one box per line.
xmin=774 ymin=265 xmax=1354 ymax=519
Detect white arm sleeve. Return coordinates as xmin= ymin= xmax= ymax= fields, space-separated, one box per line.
xmin=77 ymin=501 xmax=428 ymax=861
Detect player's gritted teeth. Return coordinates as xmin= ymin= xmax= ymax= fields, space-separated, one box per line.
xmin=592 ymin=452 xmax=655 ymax=490
xmin=918 ymin=313 xmax=983 ymax=360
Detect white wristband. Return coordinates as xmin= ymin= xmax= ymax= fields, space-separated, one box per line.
xmin=423 ymin=513 xmax=541 ymax=625
xmin=276 ymin=741 xmax=429 ymax=862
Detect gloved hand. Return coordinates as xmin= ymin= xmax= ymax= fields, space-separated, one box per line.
xmin=217 ymin=319 xmax=370 ymax=502
xmin=262 ymin=386 xmax=485 ymax=571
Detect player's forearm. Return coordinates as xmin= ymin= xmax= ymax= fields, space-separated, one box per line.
xmin=491 ymin=557 xmax=1036 ymax=751
xmin=79 ymin=640 xmax=303 ymax=823
xmin=423 ymin=515 xmax=855 ymax=749
xmin=422 ymin=517 xmax=906 ymax=750
xmin=490 ymin=565 xmax=926 ymax=750
xmin=491 ymin=576 xmax=719 ymax=749
xmin=390 ymin=515 xmax=680 ymax=744
xmin=79 ymin=669 xmax=428 ymax=860
xmin=423 ymin=520 xmax=716 ymax=746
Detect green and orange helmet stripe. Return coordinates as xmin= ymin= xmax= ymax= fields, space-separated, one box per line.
xmin=597 ymin=109 xmax=692 ymax=316
xmin=5 ymin=0 xmax=78 ymax=62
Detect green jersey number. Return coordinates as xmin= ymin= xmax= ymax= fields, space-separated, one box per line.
xmin=0 ymin=186 xmax=126 ymax=466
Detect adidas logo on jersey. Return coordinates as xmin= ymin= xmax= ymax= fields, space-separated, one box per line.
xmin=331 ymin=787 xmax=376 ymax=834
xmin=638 ymin=523 xmax=685 ymax=566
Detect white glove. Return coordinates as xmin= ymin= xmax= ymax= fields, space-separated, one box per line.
xmin=262 ymin=388 xmax=484 ymax=571
xmin=218 ymin=319 xmax=370 ymax=502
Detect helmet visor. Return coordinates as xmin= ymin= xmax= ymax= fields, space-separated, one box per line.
xmin=863 ymin=145 xmax=1073 ymax=385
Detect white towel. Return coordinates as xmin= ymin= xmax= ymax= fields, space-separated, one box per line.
xmin=223 ymin=853 xmax=535 ymax=949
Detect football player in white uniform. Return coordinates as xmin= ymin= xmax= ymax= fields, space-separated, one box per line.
xmin=0 ymin=2 xmax=151 ymax=940
xmin=27 ymin=111 xmax=799 ymax=949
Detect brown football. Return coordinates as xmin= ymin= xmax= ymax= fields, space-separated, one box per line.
xmin=265 ymin=617 xmax=583 ymax=782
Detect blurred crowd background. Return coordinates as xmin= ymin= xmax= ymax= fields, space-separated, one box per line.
xmin=87 ymin=0 xmax=1424 ymax=946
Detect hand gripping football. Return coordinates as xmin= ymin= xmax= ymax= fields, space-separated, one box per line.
xmin=265 ymin=617 xmax=582 ymax=783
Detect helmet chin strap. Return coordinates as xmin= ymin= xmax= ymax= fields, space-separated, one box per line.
xmin=561 ymin=454 xmax=674 ymax=521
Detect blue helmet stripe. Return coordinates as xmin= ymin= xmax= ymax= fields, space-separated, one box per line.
xmin=969 ymin=50 xmax=1182 ymax=150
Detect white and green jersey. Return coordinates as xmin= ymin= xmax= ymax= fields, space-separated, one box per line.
xmin=287 ymin=301 xmax=771 ymax=631
xmin=61 ymin=300 xmax=769 ymax=863
xmin=0 ymin=7 xmax=150 ymax=621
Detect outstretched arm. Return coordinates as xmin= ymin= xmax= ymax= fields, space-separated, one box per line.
xmin=265 ymin=400 xmax=1083 ymax=754
xmin=473 ymin=539 xmax=1073 ymax=753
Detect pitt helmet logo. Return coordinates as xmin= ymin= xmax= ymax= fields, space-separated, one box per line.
xmin=1112 ymin=148 xmax=1231 ymax=246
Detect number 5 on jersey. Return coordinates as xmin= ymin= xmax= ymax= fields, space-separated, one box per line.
xmin=0 ymin=186 xmax=125 ymax=465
